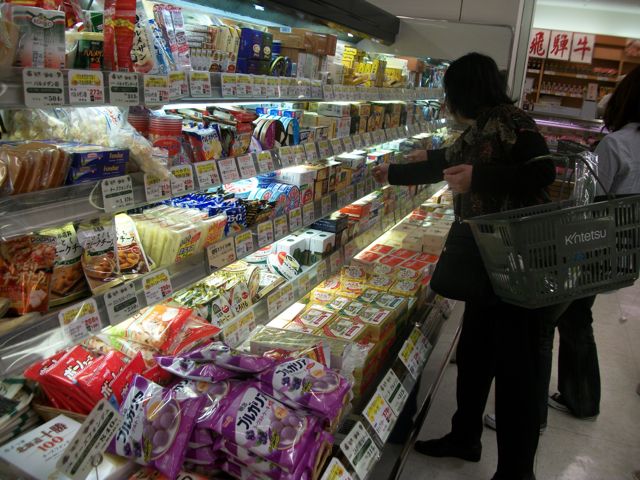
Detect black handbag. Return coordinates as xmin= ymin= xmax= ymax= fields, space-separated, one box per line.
xmin=430 ymin=220 xmax=497 ymax=304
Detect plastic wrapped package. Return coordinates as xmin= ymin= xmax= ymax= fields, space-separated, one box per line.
xmin=0 ymin=142 xmax=70 ymax=195
xmin=77 ymin=217 xmax=122 ymax=294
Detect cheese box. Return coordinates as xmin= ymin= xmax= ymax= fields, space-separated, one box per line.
xmin=321 ymin=316 xmax=368 ymax=342
xmin=341 ymin=265 xmax=367 ymax=283
xmin=359 ymin=288 xmax=381 ymax=304
xmin=275 ymin=166 xmax=317 ymax=185
xmin=372 ymin=263 xmax=395 ymax=276
xmin=340 ymin=279 xmax=365 ymax=298
xmin=395 ymin=267 xmax=422 ymax=281
xmin=267 ymin=252 xmax=302 ymax=280
xmin=298 ymin=229 xmax=324 ymax=250
xmin=341 ymin=300 xmax=367 ymax=318
xmin=310 ymin=289 xmax=334 ymax=305
xmin=359 ymin=305 xmax=395 ymax=341
xmin=340 ymin=199 xmax=371 ymax=220
xmin=317 ymin=102 xmax=352 ymax=117
xmin=276 ymin=235 xmax=307 ymax=265
xmin=412 ymin=253 xmax=439 ymax=264
xmin=311 ymin=212 xmax=349 ymax=233
xmin=399 ymin=258 xmax=431 ymax=275
xmin=367 ymin=275 xmax=394 ymax=292
xmin=284 ymin=319 xmax=317 ymax=335
xmin=316 ymin=276 xmax=341 ymax=294
xmin=371 ymin=292 xmax=408 ymax=314
xmin=401 ymin=234 xmax=424 ymax=251
xmin=378 ymin=255 xmax=405 ymax=268
xmin=327 ymin=294 xmax=351 ymax=311
xmin=335 ymin=153 xmax=365 ymax=171
xmin=296 ymin=306 xmax=336 ymax=329
xmin=352 ymin=250 xmax=384 ymax=272
xmin=309 ymin=231 xmax=336 ymax=261
xmin=390 ymin=279 xmax=421 ymax=297
xmin=389 ymin=248 xmax=418 ymax=260
xmin=369 ymin=244 xmax=395 ymax=255
xmin=350 ymin=103 xmax=372 ymax=117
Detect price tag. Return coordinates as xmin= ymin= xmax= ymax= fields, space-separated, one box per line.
xmin=194 ymin=160 xmax=222 ymax=189
xmin=143 ymin=75 xmax=169 ymax=104
xmin=330 ymin=138 xmax=344 ymax=156
xmin=321 ymin=195 xmax=332 ymax=216
xmin=207 ymin=237 xmax=237 ymax=271
xmin=337 ymin=189 xmax=347 ymax=208
xmin=68 ymin=70 xmax=104 ymax=105
xmin=329 ymin=250 xmax=342 ymax=273
xmin=343 ymin=240 xmax=357 ymax=262
xmin=218 ymin=157 xmax=241 ymax=183
xmin=366 ymin=176 xmax=374 ymax=192
xmin=189 ymin=71 xmax=212 ymax=97
xmin=252 ymin=75 xmax=267 ymax=96
xmin=363 ymin=392 xmax=396 ymax=443
xmin=266 ymin=76 xmax=278 ymax=97
xmin=221 ymin=73 xmax=237 ymax=97
xmin=382 ymin=212 xmax=395 ymax=231
xmin=236 ymin=154 xmax=257 ymax=178
xmin=144 ymin=173 xmax=171 ymax=202
xmin=317 ymin=140 xmax=332 ymax=159
xmin=340 ymin=421 xmax=380 ymax=480
xmin=101 ymin=175 xmax=134 ymax=212
xmin=257 ymin=151 xmax=275 ymax=172
xmin=59 ymin=299 xmax=102 ymax=342
xmin=257 ymin=220 xmax=275 ymax=247
xmin=345 ymin=185 xmax=355 ymax=203
xmin=274 ymin=215 xmax=288 ymax=239
xmin=316 ymin=259 xmax=328 ymax=281
xmin=398 ymin=338 xmax=419 ymax=379
xmin=396 ymin=126 xmax=405 ymax=138
xmin=169 ymin=71 xmax=188 ymax=100
xmin=104 ymin=282 xmax=139 ymax=325
xmin=234 ymin=230 xmax=255 ymax=258
xmin=320 ymin=458 xmax=354 ymax=480
xmin=278 ymin=146 xmax=295 ymax=167
xmin=289 ymin=207 xmax=303 ymax=230
xmin=56 ymin=399 xmax=123 ymax=480
xmin=222 ymin=310 xmax=256 ymax=347
xmin=303 ymin=142 xmax=318 ymax=162
xmin=322 ymin=84 xmax=334 ymax=100
xmin=108 ymin=72 xmax=139 ymax=106
xmin=267 ymin=283 xmax=294 ymax=319
xmin=303 ymin=202 xmax=315 ymax=225
xmin=296 ymin=272 xmax=313 ymax=298
xmin=170 ymin=164 xmax=195 ymax=195
xmin=142 ymin=269 xmax=173 ymax=305
xmin=385 ymin=128 xmax=395 ymax=140
xmin=292 ymin=144 xmax=307 ymax=164
xmin=236 ymin=74 xmax=252 ymax=97
xmin=352 ymin=134 xmax=364 ymax=149
xmin=343 ymin=136 xmax=355 ymax=152
xmin=379 ymin=369 xmax=409 ymax=416
xmin=356 ymin=182 xmax=365 ymax=199
xmin=23 ymin=68 xmax=64 ymax=107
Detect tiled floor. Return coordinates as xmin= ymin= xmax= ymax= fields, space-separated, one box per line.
xmin=399 ymin=285 xmax=640 ymax=480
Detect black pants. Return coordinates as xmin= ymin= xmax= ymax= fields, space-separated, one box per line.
xmin=539 ymin=295 xmax=600 ymax=423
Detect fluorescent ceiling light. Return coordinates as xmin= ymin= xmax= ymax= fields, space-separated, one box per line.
xmin=254 ymin=4 xmax=265 ymax=11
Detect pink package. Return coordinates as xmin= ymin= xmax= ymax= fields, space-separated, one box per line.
xmin=169 ymin=378 xmax=238 ymax=425
xmin=257 ymin=357 xmax=351 ymax=420
xmin=109 ymin=375 xmax=203 ymax=479
xmin=184 ymin=342 xmax=274 ymax=373
xmin=155 ymin=355 xmax=236 ymax=382
xmin=205 ymin=381 xmax=320 ymax=472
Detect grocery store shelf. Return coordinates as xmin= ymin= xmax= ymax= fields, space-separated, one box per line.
xmin=0 ymin=125 xmax=424 ymax=240
xmin=527 ymin=68 xmax=541 ymax=74
xmin=0 ymin=177 xmax=431 ymax=379
xmin=539 ymin=90 xmax=584 ymax=99
xmin=542 ymin=70 xmax=619 ymax=82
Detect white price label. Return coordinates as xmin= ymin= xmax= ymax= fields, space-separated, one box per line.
xmin=234 ymin=230 xmax=255 ymax=258
xmin=364 ymin=132 xmax=374 ymax=145
xmin=59 ymin=299 xmax=102 ymax=342
xmin=303 ymin=142 xmax=318 ymax=162
xmin=257 ymin=151 xmax=275 ymax=172
xmin=385 ymin=128 xmax=394 ymax=140
xmin=321 ymin=195 xmax=332 ymax=216
xmin=352 ymin=134 xmax=364 ymax=149
xmin=316 ymin=259 xmax=328 ymax=281
xmin=363 ymin=392 xmax=397 ymax=443
xmin=252 ymin=75 xmax=267 ymax=96
xmin=266 ymin=77 xmax=278 ymax=97
xmin=366 ymin=176 xmax=374 ymax=192
xmin=329 ymin=250 xmax=342 ymax=273
xmin=340 ymin=421 xmax=380 ymax=480
xmin=398 ymin=337 xmax=420 ymax=379
xmin=218 ymin=157 xmax=241 ymax=183
xmin=101 ymin=175 xmax=134 ymax=212
xmin=317 ymin=140 xmax=332 ymax=159
xmin=289 ymin=207 xmax=303 ymax=230
xmin=297 ymin=272 xmax=313 ymax=297
xmin=56 ymin=399 xmax=123 ymax=480
xmin=322 ymin=84 xmax=334 ymax=100
xmin=104 ymin=282 xmax=139 ymax=325
xmin=221 ymin=73 xmax=237 ymax=97
xmin=108 ymin=72 xmax=139 ymax=106
xmin=278 ymin=146 xmax=295 ymax=167
xmin=345 ymin=185 xmax=355 ymax=203
xmin=343 ymin=240 xmax=357 ymax=262
xmin=144 ymin=173 xmax=171 ymax=202
xmin=267 ymin=283 xmax=294 ymax=319
xmin=356 ymin=182 xmax=365 ymax=199
xmin=236 ymin=74 xmax=253 ymax=97
xmin=222 ymin=310 xmax=256 ymax=348
xmin=68 ymin=70 xmax=104 ymax=104
xmin=320 ymin=458 xmax=354 ymax=480
xmin=337 ymin=189 xmax=347 ymax=207
xmin=330 ymin=138 xmax=344 ymax=156
xmin=379 ymin=369 xmax=409 ymax=416
xmin=257 ymin=220 xmax=275 ymax=247
xmin=236 ymin=154 xmax=257 ymax=178
xmin=207 ymin=237 xmax=237 ymax=271
xmin=170 ymin=164 xmax=195 ymax=195
xmin=195 ymin=160 xmax=222 ymax=189
xmin=274 ymin=215 xmax=288 ymax=239
xmin=23 ymin=68 xmax=64 ymax=107
xmin=142 ymin=269 xmax=173 ymax=305
xmin=189 ymin=71 xmax=212 ymax=97
xmin=143 ymin=75 xmax=169 ymax=104
xmin=343 ymin=136 xmax=355 ymax=152
xmin=292 ymin=144 xmax=307 ymax=164
xmin=169 ymin=71 xmax=188 ymax=100
xmin=303 ymin=202 xmax=315 ymax=225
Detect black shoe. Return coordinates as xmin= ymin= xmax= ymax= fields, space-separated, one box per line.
xmin=414 ymin=433 xmax=481 ymax=462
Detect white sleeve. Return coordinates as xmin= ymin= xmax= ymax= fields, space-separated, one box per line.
xmin=594 ymin=137 xmax=620 ymax=195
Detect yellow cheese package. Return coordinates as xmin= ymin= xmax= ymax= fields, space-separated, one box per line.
xmin=340 ymin=301 xmax=367 ymax=319
xmin=283 ymin=319 xmax=317 ymax=335
xmin=296 ymin=306 xmax=336 ymax=329
xmin=340 ymin=265 xmax=367 ymax=283
xmin=316 ymin=276 xmax=341 ymax=294
xmin=358 ymin=288 xmax=380 ymax=304
xmin=309 ymin=289 xmax=335 ymax=306
xmin=367 ymin=275 xmax=394 ymax=292
xmin=370 ymin=292 xmax=408 ymax=320
xmin=372 ymin=263 xmax=395 ymax=277
xmin=390 ymin=279 xmax=421 ymax=297
xmin=358 ymin=305 xmax=395 ymax=341
xmin=320 ymin=316 xmax=369 ymax=342
xmin=394 ymin=267 xmax=422 ymax=282
xmin=326 ymin=295 xmax=351 ymax=312
xmin=340 ymin=279 xmax=365 ymax=298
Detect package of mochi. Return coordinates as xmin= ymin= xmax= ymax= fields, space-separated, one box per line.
xmin=155 ymin=355 xmax=236 ymax=382
xmin=183 ymin=341 xmax=275 ymax=373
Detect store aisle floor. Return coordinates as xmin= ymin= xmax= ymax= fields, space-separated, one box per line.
xmin=400 ymin=284 xmax=640 ymax=480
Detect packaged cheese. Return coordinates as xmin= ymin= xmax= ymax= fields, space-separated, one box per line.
xmin=115 ymin=214 xmax=151 ymax=280
xmin=395 ymin=267 xmax=421 ymax=282
xmin=359 ymin=306 xmax=394 ymax=341
xmin=372 ymin=263 xmax=395 ymax=276
xmin=340 ymin=279 xmax=365 ymax=298
xmin=310 ymin=290 xmax=334 ymax=306
xmin=390 ymin=280 xmax=421 ymax=297
xmin=296 ymin=306 xmax=336 ymax=329
xmin=341 ymin=301 xmax=367 ymax=318
xmin=367 ymin=275 xmax=394 ymax=292
xmin=321 ymin=316 xmax=368 ymax=342
xmin=326 ymin=295 xmax=351 ymax=312
xmin=340 ymin=265 xmax=367 ymax=283
xmin=316 ymin=277 xmax=341 ymax=294
xmin=351 ymin=250 xmax=383 ymax=272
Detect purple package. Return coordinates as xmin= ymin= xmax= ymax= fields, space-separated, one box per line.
xmin=155 ymin=355 xmax=236 ymax=382
xmin=109 ymin=374 xmax=203 ymax=479
xmin=205 ymin=381 xmax=319 ymax=472
xmin=169 ymin=378 xmax=238 ymax=425
xmin=184 ymin=341 xmax=274 ymax=373
xmin=184 ymin=445 xmax=222 ymax=465
xmin=257 ymin=357 xmax=351 ymax=420
xmin=221 ymin=460 xmax=278 ymax=480
xmin=188 ymin=428 xmax=215 ymax=448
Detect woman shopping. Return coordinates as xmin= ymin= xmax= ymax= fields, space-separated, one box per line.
xmin=373 ymin=52 xmax=565 ymax=480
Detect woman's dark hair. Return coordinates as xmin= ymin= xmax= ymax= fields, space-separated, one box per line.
xmin=603 ymin=65 xmax=640 ymax=132
xmin=444 ymin=52 xmax=513 ymax=119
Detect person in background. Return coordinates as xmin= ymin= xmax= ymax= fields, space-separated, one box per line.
xmin=544 ymin=64 xmax=640 ymax=420
xmin=373 ymin=52 xmax=563 ymax=480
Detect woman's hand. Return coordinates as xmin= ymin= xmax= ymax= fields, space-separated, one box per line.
xmin=405 ymin=149 xmax=427 ymax=162
xmin=443 ymin=164 xmax=473 ymax=193
xmin=372 ymin=164 xmax=389 ymax=184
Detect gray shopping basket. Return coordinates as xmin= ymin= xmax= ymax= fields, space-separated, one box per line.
xmin=466 ymin=152 xmax=640 ymax=308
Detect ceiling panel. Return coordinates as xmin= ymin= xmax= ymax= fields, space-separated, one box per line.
xmin=364 ymin=0 xmax=462 ymax=21
xmin=537 ymin=0 xmax=640 ymax=14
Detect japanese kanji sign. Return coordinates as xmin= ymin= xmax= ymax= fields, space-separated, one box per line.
xmin=528 ymin=29 xmax=551 ymax=59
xmin=570 ymin=33 xmax=595 ymax=63
xmin=548 ymin=31 xmax=573 ymax=61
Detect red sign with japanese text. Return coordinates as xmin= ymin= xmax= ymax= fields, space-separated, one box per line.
xmin=570 ymin=33 xmax=595 ymax=63
xmin=548 ymin=31 xmax=573 ymax=61
xmin=528 ymin=29 xmax=551 ymax=59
